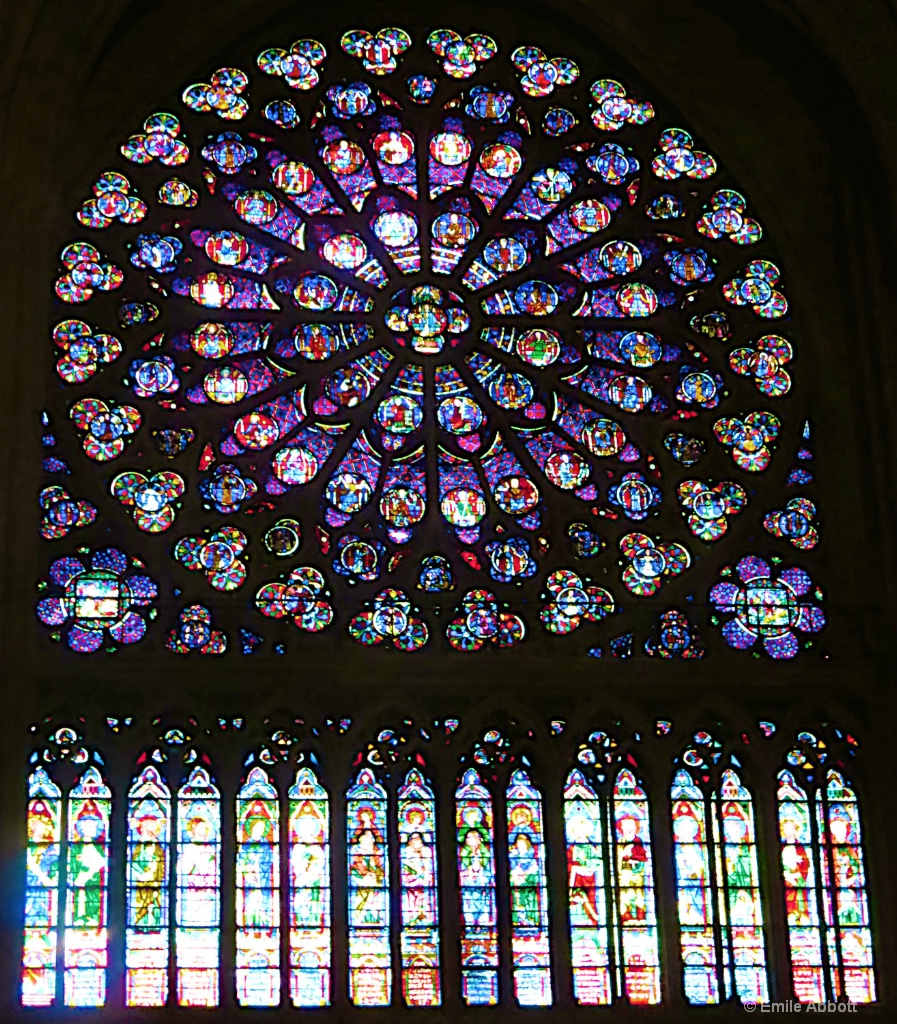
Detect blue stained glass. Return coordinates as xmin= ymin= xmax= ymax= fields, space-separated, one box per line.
xmin=671 ymin=769 xmax=719 ymax=1004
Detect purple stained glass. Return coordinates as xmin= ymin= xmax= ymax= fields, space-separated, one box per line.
xmin=41 ymin=27 xmax=821 ymax=657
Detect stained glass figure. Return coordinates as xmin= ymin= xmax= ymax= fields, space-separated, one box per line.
xmin=817 ymin=772 xmax=875 ymax=1003
xmin=347 ymin=767 xmax=390 ymax=1005
xmin=236 ymin=767 xmax=280 ymax=1006
xmin=716 ymin=770 xmax=768 ymax=1002
xmin=506 ymin=769 xmax=552 ymax=1005
xmin=455 ymin=768 xmax=499 ymax=1005
xmin=778 ymin=770 xmax=825 ymax=1001
xmin=42 ymin=27 xmax=824 ymax=657
xmin=778 ymin=768 xmax=876 ymax=1003
xmin=63 ymin=767 xmax=112 ymax=1006
xmin=613 ymin=769 xmax=661 ymax=1004
xmin=126 ymin=765 xmax=170 ymax=1006
xmin=176 ymin=767 xmax=221 ymax=1006
xmin=564 ymin=769 xmax=611 ymax=1004
xmin=671 ymin=769 xmax=718 ymax=1003
xmin=398 ymin=768 xmax=441 ymax=1005
xmin=22 ymin=769 xmax=62 ymax=1006
xmin=289 ymin=767 xmax=331 ymax=1006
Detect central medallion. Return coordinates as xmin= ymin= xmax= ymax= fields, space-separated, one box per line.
xmin=384 ymin=284 xmax=471 ymax=355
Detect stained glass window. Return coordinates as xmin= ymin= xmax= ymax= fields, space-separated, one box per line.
xmin=778 ymin=753 xmax=876 ymax=1004
xmin=612 ymin=768 xmax=661 ymax=1004
xmin=37 ymin=25 xmax=824 ymax=662
xmin=564 ymin=729 xmax=662 ymax=1005
xmin=288 ymin=766 xmax=331 ymax=1006
xmin=564 ymin=768 xmax=611 ymax=1004
xmin=235 ymin=766 xmax=280 ymax=1006
xmin=778 ymin=769 xmax=825 ymax=1001
xmin=817 ymin=772 xmax=875 ymax=1003
xmin=397 ymin=767 xmax=441 ymax=1005
xmin=506 ymin=768 xmax=551 ymax=1006
xmin=18 ymin=718 xmax=880 ymax=1010
xmin=346 ymin=767 xmax=390 ymax=1005
xmin=455 ymin=767 xmax=499 ymax=1005
xmin=717 ymin=769 xmax=767 ymax=1002
xmin=22 ymin=768 xmax=62 ymax=1007
xmin=671 ymin=765 xmax=767 ymax=1004
xmin=63 ymin=767 xmax=112 ymax=1006
xmin=176 ymin=766 xmax=221 ymax=1007
xmin=126 ymin=765 xmax=171 ymax=1007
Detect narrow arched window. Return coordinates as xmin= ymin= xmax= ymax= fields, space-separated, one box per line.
xmin=125 ymin=765 xmax=170 ymax=1006
xmin=346 ymin=767 xmax=390 ymax=1005
xmin=612 ymin=767 xmax=661 ymax=1004
xmin=564 ymin=768 xmax=611 ymax=1004
xmin=506 ymin=768 xmax=551 ymax=1005
xmin=777 ymin=769 xmax=826 ymax=1000
xmin=777 ymin=736 xmax=876 ymax=1005
xmin=235 ymin=766 xmax=280 ymax=1005
xmin=816 ymin=771 xmax=875 ymax=1003
xmin=397 ymin=767 xmax=440 ymax=1005
xmin=175 ymin=766 xmax=221 ymax=1006
xmin=455 ymin=767 xmax=499 ymax=1005
xmin=63 ymin=766 xmax=112 ymax=1006
xmin=670 ymin=768 xmax=716 ymax=1002
xmin=21 ymin=768 xmax=63 ymax=1007
xmin=288 ymin=766 xmax=331 ymax=1006
xmin=717 ymin=768 xmax=767 ymax=1001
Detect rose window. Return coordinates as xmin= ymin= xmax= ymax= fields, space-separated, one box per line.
xmin=39 ymin=27 xmax=824 ymax=658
